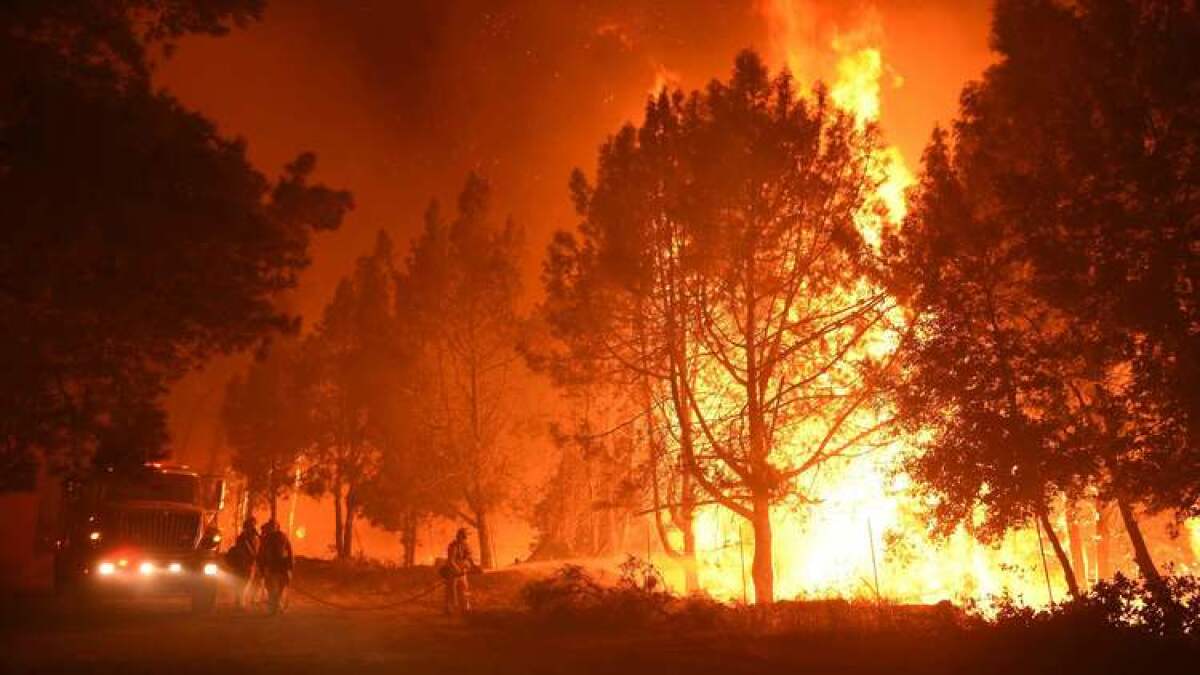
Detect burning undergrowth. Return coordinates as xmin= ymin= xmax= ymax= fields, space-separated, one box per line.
xmin=476 ymin=557 xmax=1200 ymax=644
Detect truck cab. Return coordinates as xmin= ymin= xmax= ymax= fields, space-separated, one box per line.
xmin=52 ymin=463 xmax=225 ymax=612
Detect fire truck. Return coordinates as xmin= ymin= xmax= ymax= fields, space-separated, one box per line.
xmin=50 ymin=463 xmax=226 ymax=612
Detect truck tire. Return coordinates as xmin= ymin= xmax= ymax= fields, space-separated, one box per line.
xmin=52 ymin=555 xmax=71 ymax=596
xmin=191 ymin=584 xmax=218 ymax=614
xmin=53 ymin=555 xmax=90 ymax=606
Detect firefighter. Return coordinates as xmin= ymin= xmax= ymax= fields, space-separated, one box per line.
xmin=443 ymin=527 xmax=476 ymax=615
xmin=257 ymin=519 xmax=294 ymax=615
xmin=226 ymin=516 xmax=260 ymax=610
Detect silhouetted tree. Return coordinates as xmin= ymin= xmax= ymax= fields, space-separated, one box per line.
xmin=401 ymin=176 xmax=527 ymax=569
xmin=358 ymin=244 xmax=446 ymax=566
xmin=905 ymin=0 xmax=1200 ymax=606
xmin=222 ymin=340 xmax=306 ymax=521
xmin=298 ymin=234 xmax=394 ymax=559
xmin=535 ymin=102 xmax=701 ymax=588
xmin=978 ymin=3 xmax=1200 ymax=518
xmin=0 ymin=0 xmax=351 ymax=488
xmin=885 ymin=128 xmax=1092 ymax=599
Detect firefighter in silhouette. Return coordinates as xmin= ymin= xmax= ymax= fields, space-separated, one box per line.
xmin=226 ymin=515 xmax=260 ymax=610
xmin=257 ymin=519 xmax=294 ymax=615
xmin=442 ymin=527 xmax=477 ymax=615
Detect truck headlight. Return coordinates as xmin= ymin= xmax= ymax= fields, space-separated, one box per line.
xmin=98 ymin=562 xmax=115 ymax=576
xmin=139 ymin=562 xmax=155 ymax=575
xmin=202 ymin=563 xmax=219 ymax=576
xmin=168 ymin=562 xmax=182 ymax=574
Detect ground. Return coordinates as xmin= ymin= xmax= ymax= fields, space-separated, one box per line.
xmin=3 ymin=560 xmax=1197 ymax=674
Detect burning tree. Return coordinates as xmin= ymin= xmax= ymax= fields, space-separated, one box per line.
xmin=538 ymin=90 xmax=704 ymax=590
xmin=677 ymin=52 xmax=900 ymax=604
xmin=550 ymin=52 xmax=902 ymax=603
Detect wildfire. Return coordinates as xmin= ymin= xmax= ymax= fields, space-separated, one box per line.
xmin=653 ymin=0 xmax=1053 ymax=608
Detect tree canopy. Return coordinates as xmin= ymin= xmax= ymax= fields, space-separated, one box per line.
xmin=0 ymin=0 xmax=351 ymax=487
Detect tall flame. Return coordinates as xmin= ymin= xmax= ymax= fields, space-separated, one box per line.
xmin=651 ymin=0 xmax=1056 ymax=608
xmin=762 ymin=0 xmax=912 ymax=238
xmin=631 ymin=1 xmax=1199 ymax=607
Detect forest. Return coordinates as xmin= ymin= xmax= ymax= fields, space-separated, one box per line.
xmin=2 ymin=2 xmax=1199 ymax=664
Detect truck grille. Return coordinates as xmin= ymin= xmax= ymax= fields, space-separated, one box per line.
xmin=110 ymin=510 xmax=200 ymax=549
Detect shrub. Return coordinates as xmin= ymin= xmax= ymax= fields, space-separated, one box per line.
xmin=986 ymin=574 xmax=1200 ymax=639
xmin=520 ymin=557 xmax=673 ymax=630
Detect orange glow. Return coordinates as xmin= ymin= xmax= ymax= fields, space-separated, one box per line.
xmin=648 ymin=1 xmax=1050 ymax=608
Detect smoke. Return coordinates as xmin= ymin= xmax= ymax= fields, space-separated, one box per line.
xmin=155 ymin=0 xmax=994 ymax=562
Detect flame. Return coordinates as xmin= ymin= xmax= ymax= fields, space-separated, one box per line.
xmin=649 ymin=63 xmax=681 ymax=96
xmin=760 ymin=0 xmax=912 ymax=240
xmin=646 ymin=1 xmax=1057 ymax=608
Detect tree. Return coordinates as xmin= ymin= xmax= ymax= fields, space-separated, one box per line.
xmin=537 ymin=90 xmax=711 ymax=592
xmin=906 ymin=0 xmax=1200 ymax=605
xmin=676 ymin=53 xmax=900 ymax=604
xmin=551 ymin=52 xmax=900 ymax=603
xmin=298 ymin=234 xmax=394 ymax=559
xmin=401 ymin=175 xmax=527 ymax=569
xmin=357 ymin=241 xmax=446 ymax=567
xmin=222 ymin=339 xmax=306 ymax=521
xmin=358 ymin=403 xmax=442 ymax=567
xmin=528 ymin=384 xmax=641 ymax=561
xmin=0 ymin=0 xmax=351 ymax=488
xmin=885 ymin=128 xmax=1093 ymax=599
xmin=978 ymin=3 xmax=1200 ymax=518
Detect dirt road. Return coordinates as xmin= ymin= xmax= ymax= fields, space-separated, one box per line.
xmin=2 ymin=592 xmax=836 ymax=675
xmin=3 ymin=585 xmax=1196 ymax=675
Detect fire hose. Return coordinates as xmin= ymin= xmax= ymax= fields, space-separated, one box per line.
xmin=287 ymin=578 xmax=444 ymax=612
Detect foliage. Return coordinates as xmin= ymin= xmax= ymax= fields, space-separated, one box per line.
xmin=528 ymin=391 xmax=641 ymax=560
xmin=221 ymin=339 xmax=307 ymax=518
xmin=0 ymin=0 xmax=350 ymax=488
xmin=986 ymin=574 xmax=1200 ymax=640
xmin=888 ymin=0 xmax=1200 ymax=602
xmin=399 ymin=174 xmax=531 ymax=568
xmin=544 ymin=50 xmax=902 ymax=603
xmin=884 ymin=125 xmax=1094 ymax=596
xmin=947 ymin=0 xmax=1200 ymax=515
xmin=294 ymin=233 xmax=400 ymax=558
xmin=520 ymin=558 xmax=673 ymax=630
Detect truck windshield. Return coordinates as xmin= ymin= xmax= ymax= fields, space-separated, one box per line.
xmin=103 ymin=472 xmax=198 ymax=504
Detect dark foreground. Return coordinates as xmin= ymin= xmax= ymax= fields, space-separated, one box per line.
xmin=3 ymin=566 xmax=1197 ymax=675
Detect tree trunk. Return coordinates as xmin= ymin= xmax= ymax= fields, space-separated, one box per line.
xmin=1096 ymin=501 xmax=1113 ymax=579
xmin=333 ymin=483 xmax=345 ymax=559
xmin=1066 ymin=501 xmax=1088 ymax=590
xmin=342 ymin=491 xmax=356 ymax=560
xmin=475 ymin=507 xmax=495 ymax=569
xmin=677 ymin=405 xmax=699 ymax=594
xmin=1037 ymin=506 xmax=1081 ymax=599
xmin=401 ymin=511 xmax=418 ymax=567
xmin=750 ymin=494 xmax=774 ymax=604
xmin=1117 ymin=500 xmax=1182 ymax=629
xmin=268 ymin=463 xmax=278 ymax=521
xmin=682 ymin=516 xmax=699 ymax=594
xmin=1116 ymin=499 xmax=1162 ymax=585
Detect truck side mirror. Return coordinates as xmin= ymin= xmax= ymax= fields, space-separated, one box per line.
xmin=201 ymin=477 xmax=225 ymax=511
